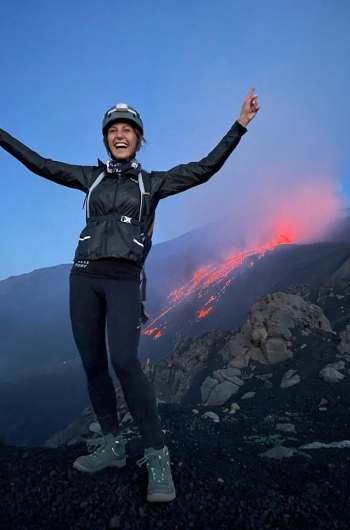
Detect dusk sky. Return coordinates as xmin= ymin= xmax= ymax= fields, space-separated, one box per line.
xmin=0 ymin=0 xmax=349 ymax=280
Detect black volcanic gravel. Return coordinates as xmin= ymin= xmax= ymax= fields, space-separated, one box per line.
xmin=1 ymin=409 xmax=349 ymax=530
xmin=1 ymin=320 xmax=350 ymax=529
xmin=1 ymin=380 xmax=350 ymax=528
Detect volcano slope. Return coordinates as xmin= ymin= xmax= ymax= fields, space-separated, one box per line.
xmin=1 ymin=287 xmax=350 ymax=530
xmin=2 ymin=240 xmax=350 ymax=448
xmin=141 ymin=241 xmax=350 ymax=360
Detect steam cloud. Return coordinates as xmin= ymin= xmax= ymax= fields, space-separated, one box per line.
xmin=241 ymin=169 xmax=343 ymax=250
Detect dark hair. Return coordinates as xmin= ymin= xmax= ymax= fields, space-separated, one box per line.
xmin=134 ymin=127 xmax=147 ymax=152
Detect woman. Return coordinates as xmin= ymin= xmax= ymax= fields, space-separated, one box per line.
xmin=0 ymin=89 xmax=260 ymax=503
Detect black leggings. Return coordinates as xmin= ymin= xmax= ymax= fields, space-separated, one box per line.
xmin=69 ymin=274 xmax=164 ymax=449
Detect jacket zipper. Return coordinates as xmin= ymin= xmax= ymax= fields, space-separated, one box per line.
xmin=103 ymin=174 xmax=121 ymax=255
xmin=112 ymin=175 xmax=121 ymax=213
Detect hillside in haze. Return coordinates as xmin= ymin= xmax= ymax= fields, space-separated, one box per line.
xmin=1 ymin=216 xmax=350 ymax=381
xmin=1 ymin=215 xmax=350 ymax=446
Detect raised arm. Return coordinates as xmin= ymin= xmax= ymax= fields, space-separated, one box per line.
xmin=154 ymin=88 xmax=260 ymax=199
xmin=0 ymin=128 xmax=92 ymax=192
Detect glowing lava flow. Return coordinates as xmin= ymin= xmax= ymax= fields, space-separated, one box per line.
xmin=143 ymin=235 xmax=292 ymax=339
xmin=197 ymin=306 xmax=213 ymax=319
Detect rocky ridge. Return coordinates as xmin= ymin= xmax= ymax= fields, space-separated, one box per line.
xmin=46 ymin=289 xmax=350 ymax=449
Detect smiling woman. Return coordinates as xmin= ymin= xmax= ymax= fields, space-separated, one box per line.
xmin=0 ymin=89 xmax=260 ymax=503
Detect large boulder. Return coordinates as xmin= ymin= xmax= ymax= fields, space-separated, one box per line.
xmin=219 ymin=292 xmax=332 ymax=368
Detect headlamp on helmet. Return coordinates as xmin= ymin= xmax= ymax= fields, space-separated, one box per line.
xmin=102 ymin=103 xmax=144 ymax=136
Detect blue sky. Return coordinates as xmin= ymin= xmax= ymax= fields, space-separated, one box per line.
xmin=0 ymin=0 xmax=349 ymax=280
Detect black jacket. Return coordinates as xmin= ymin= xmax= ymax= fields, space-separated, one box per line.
xmin=0 ymin=121 xmax=247 ymax=264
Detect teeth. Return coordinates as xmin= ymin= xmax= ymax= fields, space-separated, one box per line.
xmin=116 ymin=143 xmax=127 ymax=148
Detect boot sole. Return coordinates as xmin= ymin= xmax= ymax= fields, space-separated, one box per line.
xmin=73 ymin=457 xmax=126 ymax=473
xmin=147 ymin=491 xmax=176 ymax=503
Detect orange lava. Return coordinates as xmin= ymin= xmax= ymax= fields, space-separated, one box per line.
xmin=205 ymin=296 xmax=217 ymax=306
xmin=144 ymin=328 xmax=158 ymax=336
xmin=197 ymin=307 xmax=213 ymax=319
xmin=143 ymin=234 xmax=293 ymax=338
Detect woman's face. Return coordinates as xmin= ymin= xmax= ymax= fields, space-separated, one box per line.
xmin=107 ymin=121 xmax=138 ymax=160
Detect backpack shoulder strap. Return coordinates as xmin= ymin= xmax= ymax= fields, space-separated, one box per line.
xmin=138 ymin=171 xmax=156 ymax=308
xmin=138 ymin=171 xmax=151 ymax=215
xmin=147 ymin=215 xmax=156 ymax=237
xmin=83 ymin=170 xmax=106 ymax=219
xmin=138 ymin=171 xmax=155 ymax=234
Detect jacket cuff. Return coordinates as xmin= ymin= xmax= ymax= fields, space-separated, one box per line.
xmin=233 ymin=120 xmax=248 ymax=135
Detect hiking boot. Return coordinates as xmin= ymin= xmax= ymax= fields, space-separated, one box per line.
xmin=137 ymin=445 xmax=176 ymax=502
xmin=73 ymin=433 xmax=126 ymax=473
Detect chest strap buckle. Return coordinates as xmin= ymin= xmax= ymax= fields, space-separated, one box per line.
xmin=120 ymin=215 xmax=132 ymax=224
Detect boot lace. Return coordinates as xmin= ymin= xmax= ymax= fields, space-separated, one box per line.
xmin=136 ymin=450 xmax=166 ymax=483
xmin=84 ymin=434 xmax=126 ymax=454
xmin=85 ymin=435 xmax=106 ymax=454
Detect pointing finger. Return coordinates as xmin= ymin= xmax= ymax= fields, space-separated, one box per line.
xmin=244 ymin=87 xmax=255 ymax=102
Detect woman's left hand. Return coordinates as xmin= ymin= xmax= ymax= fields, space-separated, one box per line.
xmin=237 ymin=88 xmax=260 ymax=128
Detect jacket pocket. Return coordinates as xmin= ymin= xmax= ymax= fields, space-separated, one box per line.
xmin=78 ymin=226 xmax=92 ymax=243
xmin=108 ymin=221 xmax=145 ymax=260
xmin=75 ymin=222 xmax=105 ymax=258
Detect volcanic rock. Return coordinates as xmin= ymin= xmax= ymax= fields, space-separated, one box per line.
xmin=326 ymin=361 xmax=346 ymax=371
xmin=219 ymin=292 xmax=332 ymax=369
xmin=241 ymin=392 xmax=256 ymax=399
xmin=224 ymin=340 xmax=250 ymax=367
xmin=45 ymin=288 xmax=343 ymax=448
xmin=260 ymin=445 xmax=311 ymax=460
xmin=201 ymin=377 xmax=240 ymax=406
xmin=145 ymin=329 xmax=235 ymax=403
xmin=200 ymin=376 xmax=219 ymax=403
xmin=251 ymin=323 xmax=268 ymax=344
xmin=249 ymin=347 xmax=268 ymax=364
xmin=319 ymin=367 xmax=346 ymax=383
xmin=337 ymin=325 xmax=350 ymax=354
xmin=267 ymin=321 xmax=293 ymax=340
xmin=258 ymin=373 xmax=273 ymax=381
xmin=280 ymin=369 xmax=301 ymax=388
xmin=276 ymin=423 xmax=296 ymax=432
xmin=212 ymin=368 xmax=243 ymax=385
xmin=261 ymin=337 xmax=293 ymax=364
xmin=201 ymin=411 xmax=220 ymax=422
